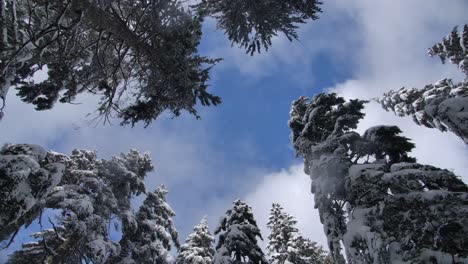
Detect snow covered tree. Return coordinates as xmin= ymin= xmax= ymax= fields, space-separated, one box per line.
xmin=289 ymin=93 xmax=468 ymax=263
xmin=2 ymin=145 xmax=181 ymax=263
xmin=124 ymin=185 xmax=180 ymax=264
xmin=376 ymin=25 xmax=468 ymax=144
xmin=428 ymin=24 xmax=468 ymax=77
xmin=290 ymin=235 xmax=329 ymax=264
xmin=377 ymin=78 xmax=468 ymax=144
xmin=267 ymin=203 xmax=298 ymax=264
xmin=267 ymin=203 xmax=328 ymax=264
xmin=14 ymin=148 xmax=152 ymax=263
xmin=289 ymin=93 xmax=366 ymax=264
xmin=0 ymin=0 xmax=322 ymax=124
xmin=176 ymin=217 xmax=215 ymax=264
xmin=214 ymin=199 xmax=267 ymax=264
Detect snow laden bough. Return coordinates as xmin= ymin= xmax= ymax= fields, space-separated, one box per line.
xmin=0 ymin=144 xmax=65 ymax=243
xmin=377 ymin=79 xmax=468 ymax=144
xmin=0 ymin=0 xmax=322 ymax=126
xmin=289 ymin=93 xmax=468 ymax=264
xmin=1 ymin=144 xmax=181 ymax=264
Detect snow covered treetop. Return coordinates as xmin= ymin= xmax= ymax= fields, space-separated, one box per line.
xmin=289 ymin=93 xmax=367 ymax=157
xmin=176 ymin=216 xmax=215 ymax=264
xmin=214 ymin=199 xmax=267 ymax=264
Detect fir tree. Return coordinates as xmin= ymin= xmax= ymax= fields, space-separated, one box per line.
xmin=289 ymin=92 xmax=468 ymax=263
xmin=176 ymin=217 xmax=215 ymax=264
xmin=289 ymin=93 xmax=366 ymax=264
xmin=267 ymin=203 xmax=298 ymax=264
xmin=267 ymin=203 xmax=328 ymax=264
xmin=214 ymin=199 xmax=267 ymax=264
xmin=4 ymin=145 xmax=171 ymax=263
xmin=127 ymin=186 xmax=180 ymax=264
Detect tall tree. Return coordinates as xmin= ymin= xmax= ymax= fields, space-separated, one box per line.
xmin=376 ymin=25 xmax=468 ymax=143
xmin=2 ymin=145 xmax=184 ymax=264
xmin=0 ymin=0 xmax=322 ymax=125
xmin=289 ymin=93 xmax=366 ymax=263
xmin=13 ymin=148 xmax=150 ymax=263
xmin=125 ymin=185 xmax=180 ymax=264
xmin=176 ymin=217 xmax=215 ymax=264
xmin=289 ymin=93 xmax=468 ymax=263
xmin=214 ymin=199 xmax=267 ymax=264
xmin=267 ymin=203 xmax=328 ymax=264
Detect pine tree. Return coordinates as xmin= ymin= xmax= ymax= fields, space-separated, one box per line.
xmin=289 ymin=235 xmax=328 ymax=264
xmin=289 ymin=93 xmax=366 ymax=264
xmin=0 ymin=145 xmax=186 ymax=264
xmin=127 ymin=185 xmax=180 ymax=264
xmin=176 ymin=217 xmax=215 ymax=264
xmin=267 ymin=203 xmax=298 ymax=264
xmin=267 ymin=203 xmax=328 ymax=264
xmin=289 ymin=92 xmax=468 ymax=263
xmin=214 ymin=199 xmax=267 ymax=264
xmin=0 ymin=0 xmax=322 ymax=124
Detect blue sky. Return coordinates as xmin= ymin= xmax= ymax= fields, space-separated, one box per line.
xmin=2 ymin=0 xmax=468 ymax=260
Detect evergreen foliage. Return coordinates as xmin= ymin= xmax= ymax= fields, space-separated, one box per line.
xmin=214 ymin=199 xmax=267 ymax=264
xmin=176 ymin=217 xmax=215 ymax=264
xmin=126 ymin=186 xmax=180 ymax=264
xmin=0 ymin=0 xmax=322 ymax=124
xmin=377 ymin=78 xmax=468 ymax=144
xmin=289 ymin=93 xmax=367 ymax=264
xmin=2 ymin=144 xmax=182 ymax=264
xmin=267 ymin=203 xmax=328 ymax=264
xmin=197 ymin=0 xmax=322 ymax=55
xmin=289 ymin=93 xmax=468 ymax=263
xmin=428 ymin=24 xmax=468 ymax=77
xmin=0 ymin=144 xmax=65 ymax=242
